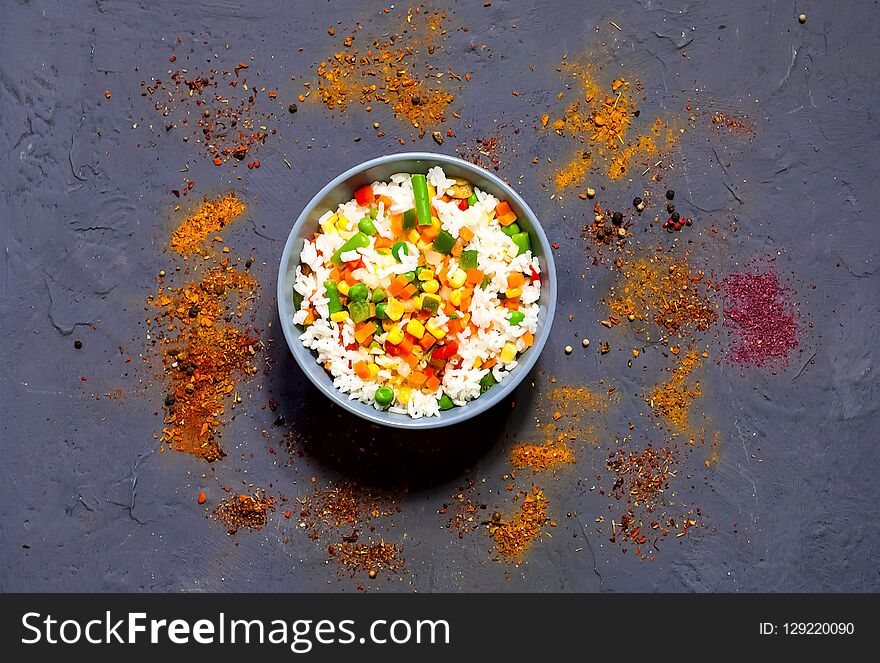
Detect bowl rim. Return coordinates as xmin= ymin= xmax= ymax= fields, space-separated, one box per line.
xmin=277 ymin=151 xmax=557 ymax=429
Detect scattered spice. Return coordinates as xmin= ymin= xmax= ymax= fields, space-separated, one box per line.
xmin=648 ymin=349 xmax=702 ymax=432
xmin=212 ymin=490 xmax=275 ymax=534
xmin=150 ymin=264 xmax=260 ymax=461
xmin=510 ymin=441 xmax=575 ymax=471
xmin=170 ymin=193 xmax=246 ymax=256
xmin=607 ymin=254 xmax=718 ymax=337
xmin=488 ymin=487 xmax=548 ymax=563
xmin=722 ymin=267 xmax=799 ymax=365
xmin=328 ymin=541 xmax=404 ymax=576
xmin=312 ymin=9 xmax=464 ymax=138
xmin=442 ymin=478 xmax=487 ymax=538
xmin=142 ymin=44 xmax=275 ymax=167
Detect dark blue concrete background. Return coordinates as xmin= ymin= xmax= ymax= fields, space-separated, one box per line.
xmin=1 ymin=0 xmax=878 ymax=591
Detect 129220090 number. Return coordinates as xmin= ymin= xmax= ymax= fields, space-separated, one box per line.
xmin=784 ymin=623 xmax=854 ymax=635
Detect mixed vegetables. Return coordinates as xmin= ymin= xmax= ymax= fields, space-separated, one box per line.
xmin=294 ymin=170 xmax=540 ymax=414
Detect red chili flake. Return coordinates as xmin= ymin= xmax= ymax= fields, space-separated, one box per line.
xmin=81 ymin=376 xmax=88 ymax=381
xmin=722 ymin=266 xmax=799 ymax=365
xmin=169 ymin=54 xmax=177 ymax=63
xmin=171 ymin=189 xmax=180 ymax=198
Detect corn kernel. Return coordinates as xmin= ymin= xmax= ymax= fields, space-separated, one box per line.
xmin=397 ymin=385 xmax=412 ymax=405
xmin=426 ymin=320 xmax=446 ymax=339
xmin=473 ymin=357 xmax=482 ymax=368
xmin=505 ymin=287 xmax=522 ymax=299
xmin=418 ymin=268 xmax=435 ymax=281
xmin=449 ymin=268 xmax=467 ymax=288
xmin=500 ymin=342 xmax=517 ymax=364
xmin=450 ymin=288 xmax=464 ymax=307
xmin=427 ymin=184 xmax=437 ymax=199
xmin=385 ymin=297 xmax=404 ymax=321
xmin=430 ymin=216 xmax=441 ymax=231
xmin=406 ymin=318 xmax=425 ymax=339
xmin=386 ymin=326 xmax=405 ymax=344
xmin=320 ymin=213 xmax=338 ymax=235
xmin=330 ymin=311 xmax=349 ymax=323
xmin=417 ymin=239 xmax=431 ymax=252
xmin=367 ymin=363 xmax=380 ymax=379
xmin=335 ymin=215 xmax=351 ymax=231
xmin=422 ymin=279 xmax=440 ymax=294
xmin=337 ymin=281 xmax=350 ymax=297
xmin=407 ymin=229 xmax=420 ymax=244
xmin=411 ymin=295 xmax=422 ymax=310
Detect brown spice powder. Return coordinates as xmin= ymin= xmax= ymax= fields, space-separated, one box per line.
xmin=648 ymin=349 xmax=702 ymax=432
xmin=488 ymin=487 xmax=548 ymax=562
xmin=170 ymin=193 xmax=246 ymax=256
xmin=213 ymin=491 xmax=275 ymax=534
xmin=510 ymin=442 xmax=575 ymax=471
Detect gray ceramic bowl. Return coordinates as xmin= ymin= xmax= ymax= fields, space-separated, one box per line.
xmin=277 ymin=152 xmax=557 ymax=429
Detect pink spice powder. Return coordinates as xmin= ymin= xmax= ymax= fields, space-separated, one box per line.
xmin=722 ymin=268 xmax=799 ymax=365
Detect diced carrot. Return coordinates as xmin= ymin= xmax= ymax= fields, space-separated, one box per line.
xmin=425 ymin=375 xmax=441 ymax=392
xmin=421 ymin=224 xmax=439 ymax=241
xmin=460 ymin=296 xmax=472 ymax=311
xmin=354 ymin=321 xmax=376 ymax=344
xmin=447 ymin=318 xmax=461 ymax=335
xmin=439 ymin=195 xmax=451 ymax=203
xmin=344 ymin=271 xmax=358 ymax=286
xmin=390 ymin=213 xmax=403 ymax=236
xmin=450 ymin=241 xmax=463 ymax=257
xmin=399 ymin=337 xmax=414 ymax=355
xmin=498 ymin=212 xmax=517 ymax=226
xmin=495 ymin=201 xmax=512 ymax=217
xmin=419 ymin=334 xmax=436 ymax=350
xmin=329 ymin=267 xmax=341 ymax=281
xmin=378 ymin=194 xmax=394 ymax=209
xmin=304 ymin=310 xmax=316 ymax=325
xmin=407 ymin=372 xmax=427 ymax=387
xmin=482 ymin=358 xmax=497 ymax=370
xmin=388 ymin=276 xmax=408 ymax=297
xmin=523 ymin=331 xmax=534 ymax=347
xmin=353 ymin=361 xmax=371 ymax=379
xmin=374 ymin=236 xmax=393 ymax=249
xmin=504 ymin=298 xmax=520 ymax=310
xmin=459 ymin=226 xmax=474 ymax=242
xmin=401 ymin=283 xmax=418 ymax=299
xmin=443 ymin=302 xmax=455 ymax=316
xmin=466 ymin=268 xmax=483 ymax=284
xmin=507 ymin=272 xmax=525 ymax=288
xmin=402 ymin=353 xmax=419 ymax=369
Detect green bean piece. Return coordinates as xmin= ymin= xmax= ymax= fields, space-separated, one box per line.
xmin=466 ymin=192 xmax=478 ymax=207
xmin=501 ymin=222 xmax=521 ymax=237
xmin=411 ymin=174 xmax=433 ymax=226
xmin=358 ymin=217 xmax=378 ymax=235
xmin=507 ymin=310 xmax=525 ymax=326
xmin=331 ymin=231 xmax=370 ymax=266
xmin=392 ymin=241 xmax=409 ymax=262
xmin=324 ymin=281 xmax=344 ymax=314
xmin=511 ymin=231 xmax=531 ymax=256
xmin=370 ymin=207 xmax=379 ymax=219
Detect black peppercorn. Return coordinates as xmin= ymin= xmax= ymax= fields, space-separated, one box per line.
xmin=288 ymin=103 xmax=298 ymax=113
xmin=164 ymin=394 xmax=176 ymax=407
xmin=74 ymin=340 xmax=83 ymax=350
xmin=666 ymin=203 xmax=675 ymax=213
xmin=665 ymin=189 xmax=675 ymax=200
xmin=671 ymin=211 xmax=680 ymax=222
xmin=633 ymin=197 xmax=642 ymax=207
xmin=611 ymin=211 xmax=624 ymax=226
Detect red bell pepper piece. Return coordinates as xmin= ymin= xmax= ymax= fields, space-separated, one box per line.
xmin=433 ymin=340 xmax=459 ymax=360
xmin=384 ymin=341 xmax=399 ymax=357
xmin=530 ymin=265 xmax=541 ymax=283
xmin=354 ymin=185 xmax=375 ymax=207
xmin=457 ymin=199 xmax=469 ymax=211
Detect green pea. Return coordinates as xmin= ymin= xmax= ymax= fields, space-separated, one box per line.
xmin=371 ymin=288 xmax=386 ymax=303
xmin=375 ymin=301 xmax=388 ymax=319
xmin=375 ymin=386 xmax=394 ymax=407
xmin=358 ymin=217 xmax=377 ymax=235
xmin=403 ymin=271 xmax=416 ymax=282
xmin=392 ymin=242 xmax=409 ymax=262
xmin=348 ymin=283 xmax=369 ymax=302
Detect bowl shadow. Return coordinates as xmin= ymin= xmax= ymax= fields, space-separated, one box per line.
xmin=268 ymin=332 xmax=516 ymax=492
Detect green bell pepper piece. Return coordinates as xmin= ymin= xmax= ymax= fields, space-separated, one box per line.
xmin=421 ymin=294 xmax=441 ymax=314
xmin=507 ymin=310 xmax=525 ymax=326
xmin=411 ymin=174 xmax=433 ymax=226
xmin=292 ymin=287 xmax=303 ymax=311
xmin=433 ymin=229 xmax=456 ymax=255
xmin=501 ymin=222 xmax=521 ymax=237
xmin=438 ymin=393 xmax=455 ymax=410
xmin=511 ymin=231 xmax=531 ymax=256
xmin=466 ymin=192 xmax=478 ymax=207
xmin=479 ymin=372 xmax=497 ymax=394
xmin=459 ymin=249 xmax=479 ymax=270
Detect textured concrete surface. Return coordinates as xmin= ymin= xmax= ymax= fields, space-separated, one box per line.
xmin=1 ymin=0 xmax=878 ymax=592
